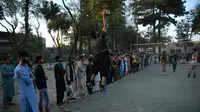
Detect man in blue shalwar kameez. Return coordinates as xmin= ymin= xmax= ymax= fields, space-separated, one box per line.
xmin=14 ymin=51 xmax=38 ymax=112
xmin=0 ymin=56 xmax=15 ymax=109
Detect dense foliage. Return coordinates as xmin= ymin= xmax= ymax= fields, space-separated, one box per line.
xmin=0 ymin=0 xmax=198 ymax=56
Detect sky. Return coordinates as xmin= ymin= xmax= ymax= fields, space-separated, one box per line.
xmin=164 ymin=0 xmax=200 ymax=42
xmin=0 ymin=0 xmax=200 ymax=47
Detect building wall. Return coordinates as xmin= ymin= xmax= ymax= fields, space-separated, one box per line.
xmin=41 ymin=37 xmax=46 ymax=47
xmin=164 ymin=43 xmax=194 ymax=54
xmin=0 ymin=31 xmax=10 ymax=64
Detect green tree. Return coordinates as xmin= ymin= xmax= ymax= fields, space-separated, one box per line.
xmin=62 ymin=0 xmax=80 ymax=56
xmin=191 ymin=3 xmax=200 ymax=34
xmin=176 ymin=16 xmax=193 ymax=53
xmin=131 ymin=0 xmax=186 ymax=53
xmin=0 ymin=0 xmax=20 ymax=54
xmin=118 ymin=25 xmax=137 ymax=51
xmin=88 ymin=0 xmax=127 ymax=52
xmin=38 ymin=1 xmax=71 ymax=56
xmin=13 ymin=33 xmax=45 ymax=56
xmin=176 ymin=17 xmax=192 ymax=41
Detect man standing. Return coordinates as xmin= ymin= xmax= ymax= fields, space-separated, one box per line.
xmin=188 ymin=48 xmax=198 ymax=78
xmin=66 ymin=57 xmax=76 ymax=99
xmin=34 ymin=56 xmax=50 ymax=112
xmin=75 ymin=55 xmax=86 ymax=97
xmin=54 ymin=56 xmax=66 ymax=107
xmin=160 ymin=51 xmax=167 ymax=75
xmin=0 ymin=56 xmax=15 ymax=109
xmin=171 ymin=51 xmax=178 ymax=75
xmin=86 ymin=58 xmax=93 ymax=95
xmin=90 ymin=9 xmax=110 ymax=94
xmin=14 ymin=51 xmax=38 ymax=112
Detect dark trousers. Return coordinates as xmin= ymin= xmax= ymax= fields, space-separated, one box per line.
xmin=3 ymin=95 xmax=12 ymax=105
xmin=87 ymin=86 xmax=93 ymax=94
xmin=172 ymin=63 xmax=177 ymax=73
xmin=56 ymin=89 xmax=64 ymax=104
xmin=132 ymin=63 xmax=139 ymax=72
xmin=86 ymin=77 xmax=94 ymax=94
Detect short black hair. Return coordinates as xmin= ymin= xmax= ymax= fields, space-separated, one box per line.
xmin=192 ymin=48 xmax=197 ymax=52
xmin=55 ymin=56 xmax=61 ymax=61
xmin=17 ymin=51 xmax=30 ymax=58
xmin=88 ymin=57 xmax=93 ymax=62
xmin=35 ymin=56 xmax=43 ymax=63
xmin=68 ymin=57 xmax=73 ymax=62
xmin=91 ymin=29 xmax=96 ymax=39
xmin=79 ymin=55 xmax=84 ymax=60
xmin=4 ymin=56 xmax=10 ymax=61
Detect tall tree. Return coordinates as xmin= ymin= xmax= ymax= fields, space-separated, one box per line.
xmin=39 ymin=1 xmax=71 ymax=56
xmin=176 ymin=16 xmax=193 ymax=53
xmin=18 ymin=0 xmax=33 ymax=49
xmin=88 ymin=0 xmax=127 ymax=52
xmin=24 ymin=0 xmax=30 ymax=47
xmin=192 ymin=3 xmax=200 ymax=34
xmin=62 ymin=0 xmax=80 ymax=56
xmin=176 ymin=17 xmax=192 ymax=41
xmin=0 ymin=0 xmax=20 ymax=54
xmin=131 ymin=0 xmax=186 ymax=53
xmin=32 ymin=0 xmax=43 ymax=55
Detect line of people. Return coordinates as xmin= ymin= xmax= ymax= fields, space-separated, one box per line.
xmin=0 ymin=51 xmax=153 ymax=112
xmin=0 ymin=52 xmax=50 ymax=112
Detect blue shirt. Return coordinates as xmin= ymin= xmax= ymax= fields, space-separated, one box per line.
xmin=14 ymin=64 xmax=35 ymax=99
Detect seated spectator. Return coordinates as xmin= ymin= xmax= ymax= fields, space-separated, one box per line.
xmin=47 ymin=63 xmax=53 ymax=70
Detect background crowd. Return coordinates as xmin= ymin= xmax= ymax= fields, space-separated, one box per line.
xmin=0 ymin=50 xmax=194 ymax=111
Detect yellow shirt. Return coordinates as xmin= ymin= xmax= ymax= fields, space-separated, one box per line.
xmin=133 ymin=58 xmax=137 ymax=62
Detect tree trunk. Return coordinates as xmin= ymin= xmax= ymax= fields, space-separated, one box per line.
xmin=111 ymin=27 xmax=114 ymax=52
xmin=62 ymin=0 xmax=79 ymax=56
xmin=158 ymin=9 xmax=161 ymax=54
xmin=24 ymin=0 xmax=30 ymax=50
xmin=84 ymin=42 xmax=87 ymax=55
xmin=153 ymin=6 xmax=156 ymax=53
xmin=69 ymin=27 xmax=79 ymax=56
xmin=88 ymin=37 xmax=91 ymax=56
xmin=56 ymin=31 xmax=63 ymax=56
xmin=39 ymin=39 xmax=42 ymax=56
xmin=48 ymin=30 xmax=62 ymax=56
xmin=110 ymin=13 xmax=114 ymax=52
xmin=79 ymin=36 xmax=83 ymax=55
xmin=36 ymin=19 xmax=42 ymax=56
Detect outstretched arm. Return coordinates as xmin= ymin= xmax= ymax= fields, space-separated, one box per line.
xmin=102 ymin=9 xmax=107 ymax=32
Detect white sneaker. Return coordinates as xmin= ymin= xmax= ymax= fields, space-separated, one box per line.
xmin=163 ymin=72 xmax=166 ymax=75
xmin=173 ymin=72 xmax=175 ymax=75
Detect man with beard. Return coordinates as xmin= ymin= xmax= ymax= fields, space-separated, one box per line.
xmin=66 ymin=57 xmax=76 ymax=100
xmin=1 ymin=56 xmax=15 ymax=109
xmin=34 ymin=56 xmax=50 ymax=112
xmin=54 ymin=56 xmax=66 ymax=107
xmin=14 ymin=51 xmax=38 ymax=112
xmin=75 ymin=55 xmax=86 ymax=97
xmin=90 ymin=9 xmax=110 ymax=94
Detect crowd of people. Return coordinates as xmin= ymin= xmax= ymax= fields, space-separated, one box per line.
xmin=0 ymin=49 xmax=155 ymax=111
xmin=0 ymin=48 xmax=198 ymax=112
xmin=0 ymin=8 xmax=199 ymax=112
